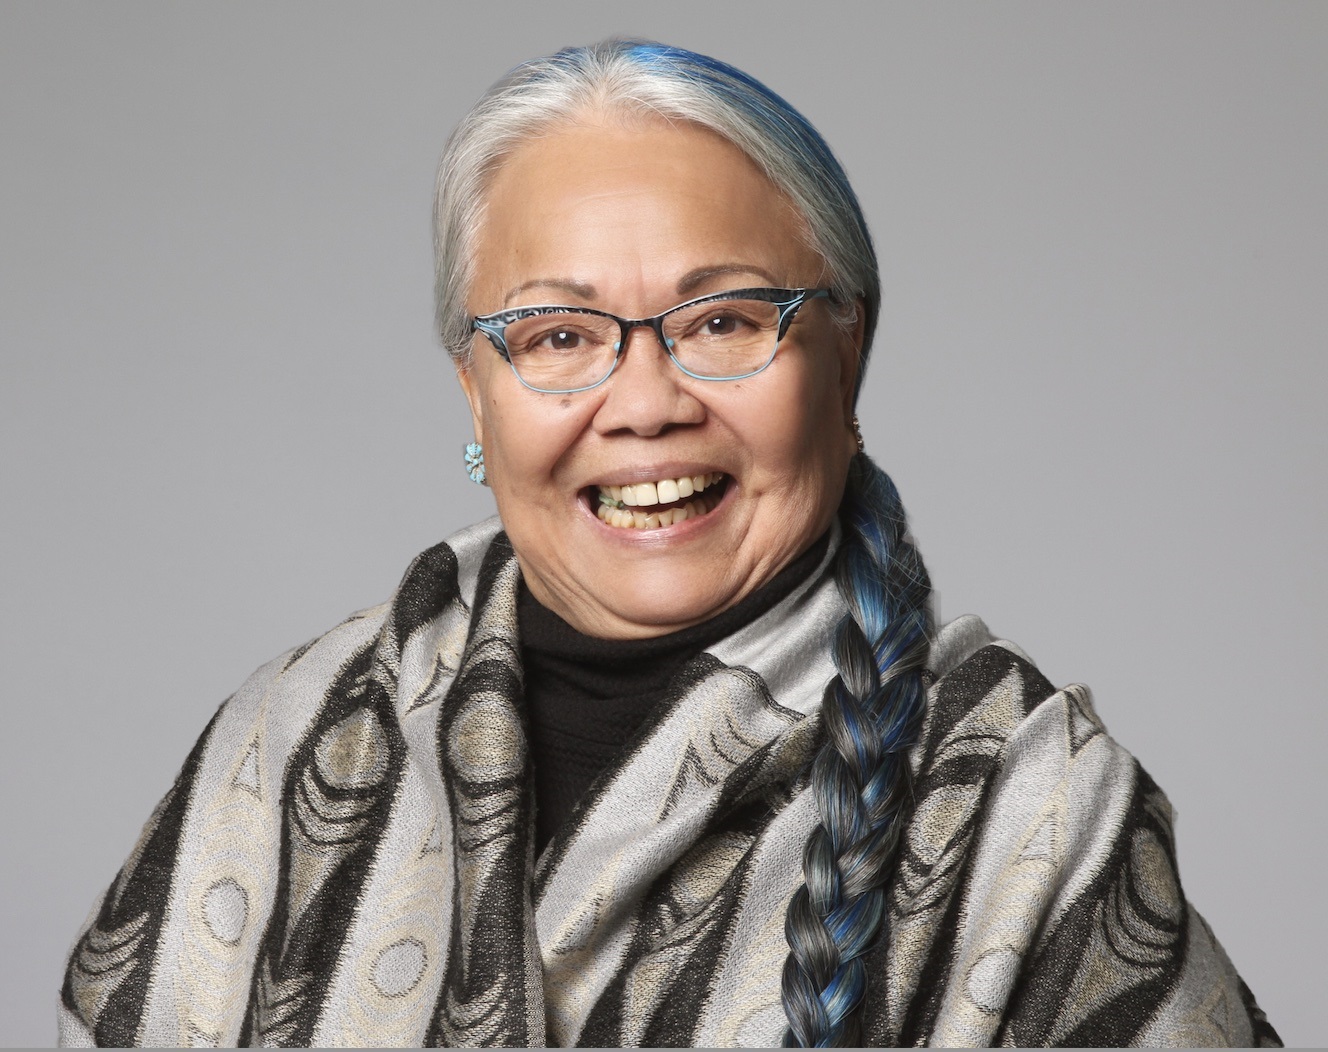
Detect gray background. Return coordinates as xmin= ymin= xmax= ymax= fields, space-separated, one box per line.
xmin=1 ymin=2 xmax=1323 ymax=1046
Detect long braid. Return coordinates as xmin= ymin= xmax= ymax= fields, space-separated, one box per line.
xmin=781 ymin=452 xmax=933 ymax=1046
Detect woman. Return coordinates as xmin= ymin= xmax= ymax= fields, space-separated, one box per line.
xmin=60 ymin=40 xmax=1278 ymax=1048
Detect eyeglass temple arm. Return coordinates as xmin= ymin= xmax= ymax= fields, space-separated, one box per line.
xmin=776 ymin=288 xmax=834 ymax=340
xmin=472 ymin=318 xmax=512 ymax=359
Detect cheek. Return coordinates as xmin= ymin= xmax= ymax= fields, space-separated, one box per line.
xmin=740 ymin=361 xmax=846 ymax=490
xmin=484 ymin=387 xmax=590 ymax=503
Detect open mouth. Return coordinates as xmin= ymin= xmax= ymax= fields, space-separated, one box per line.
xmin=590 ymin=472 xmax=729 ymax=530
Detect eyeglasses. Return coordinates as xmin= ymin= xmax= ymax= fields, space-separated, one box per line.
xmin=470 ymin=286 xmax=835 ymax=394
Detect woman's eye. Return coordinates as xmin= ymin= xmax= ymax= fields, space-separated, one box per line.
xmin=543 ymin=329 xmax=581 ymax=350
xmin=520 ymin=328 xmax=586 ymax=354
xmin=703 ymin=313 xmax=744 ymax=336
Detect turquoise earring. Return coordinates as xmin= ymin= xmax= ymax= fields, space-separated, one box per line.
xmin=464 ymin=441 xmax=487 ymax=486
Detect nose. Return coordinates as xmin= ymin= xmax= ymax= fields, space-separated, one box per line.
xmin=593 ymin=324 xmax=705 ymax=437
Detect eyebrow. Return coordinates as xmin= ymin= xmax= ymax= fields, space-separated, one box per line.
xmin=501 ymin=264 xmax=781 ymax=308
xmin=676 ymin=263 xmax=780 ymax=294
xmin=502 ymin=278 xmax=597 ymax=307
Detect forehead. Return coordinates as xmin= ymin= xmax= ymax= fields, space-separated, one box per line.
xmin=471 ymin=115 xmax=820 ymax=307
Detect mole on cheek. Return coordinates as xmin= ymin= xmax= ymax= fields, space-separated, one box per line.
xmin=560 ymin=397 xmax=573 ymax=409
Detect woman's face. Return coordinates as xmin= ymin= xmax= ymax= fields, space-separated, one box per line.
xmin=458 ymin=115 xmax=861 ymax=639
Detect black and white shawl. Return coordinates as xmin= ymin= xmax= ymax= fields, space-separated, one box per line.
xmin=60 ymin=518 xmax=1279 ymax=1046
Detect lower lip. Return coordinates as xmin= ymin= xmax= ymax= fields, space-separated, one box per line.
xmin=582 ymin=480 xmax=734 ymax=543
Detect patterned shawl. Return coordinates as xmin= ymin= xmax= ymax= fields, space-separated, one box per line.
xmin=60 ymin=518 xmax=1279 ymax=1047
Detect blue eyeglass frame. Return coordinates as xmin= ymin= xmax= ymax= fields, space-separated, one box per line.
xmin=470 ymin=286 xmax=835 ymax=394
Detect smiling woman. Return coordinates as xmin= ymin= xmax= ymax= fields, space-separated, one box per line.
xmin=59 ymin=40 xmax=1280 ymax=1048
xmin=459 ymin=116 xmax=858 ymax=640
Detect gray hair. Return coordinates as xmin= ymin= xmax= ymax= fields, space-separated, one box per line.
xmin=433 ymin=39 xmax=881 ymax=391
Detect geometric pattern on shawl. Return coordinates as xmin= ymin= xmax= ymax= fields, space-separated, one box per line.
xmin=59 ymin=518 xmax=1281 ymax=1047
xmin=240 ymin=640 xmax=407 ymax=1046
xmin=862 ymin=640 xmax=1281 ymax=1048
xmin=61 ymin=710 xmax=220 ymax=1048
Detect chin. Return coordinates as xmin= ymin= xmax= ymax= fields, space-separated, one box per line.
xmin=599 ymin=570 xmax=740 ymax=636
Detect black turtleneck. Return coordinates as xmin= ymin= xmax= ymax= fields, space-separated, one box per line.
xmin=518 ymin=533 xmax=830 ymax=854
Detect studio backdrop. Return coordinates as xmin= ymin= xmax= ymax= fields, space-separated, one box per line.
xmin=1 ymin=2 xmax=1323 ymax=1046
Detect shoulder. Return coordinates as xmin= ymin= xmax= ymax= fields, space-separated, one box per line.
xmin=218 ymin=516 xmax=507 ymax=744
xmin=60 ymin=519 xmax=509 ymax=1046
xmin=915 ymin=617 xmax=1150 ymax=900
xmin=918 ymin=613 xmax=1104 ymax=776
xmin=879 ymin=615 xmax=1279 ymax=1047
xmin=910 ymin=615 xmax=1148 ymax=937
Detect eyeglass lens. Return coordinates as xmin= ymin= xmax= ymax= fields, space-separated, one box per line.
xmin=502 ymin=297 xmax=786 ymax=391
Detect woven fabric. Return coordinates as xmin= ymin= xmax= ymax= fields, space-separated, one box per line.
xmin=59 ymin=519 xmax=1279 ymax=1047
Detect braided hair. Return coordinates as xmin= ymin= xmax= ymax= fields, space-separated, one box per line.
xmin=781 ymin=454 xmax=932 ymax=1046
xmin=433 ymin=39 xmax=933 ymax=1045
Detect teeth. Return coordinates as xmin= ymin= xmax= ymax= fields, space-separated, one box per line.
xmin=598 ymin=472 xmax=723 ymax=511
xmin=593 ymin=472 xmax=726 ymax=529
xmin=597 ymin=492 xmax=720 ymax=531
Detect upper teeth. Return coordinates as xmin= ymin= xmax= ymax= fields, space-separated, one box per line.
xmin=600 ymin=472 xmax=723 ymax=508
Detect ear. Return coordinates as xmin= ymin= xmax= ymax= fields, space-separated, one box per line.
xmin=837 ymin=298 xmax=866 ymax=423
xmin=454 ymin=355 xmax=485 ymax=445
